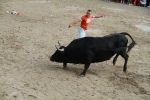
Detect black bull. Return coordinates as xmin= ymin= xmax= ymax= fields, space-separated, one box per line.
xmin=50 ymin=32 xmax=136 ymax=76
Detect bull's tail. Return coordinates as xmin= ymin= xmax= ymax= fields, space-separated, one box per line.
xmin=115 ymin=32 xmax=136 ymax=53
xmin=114 ymin=41 xmax=136 ymax=53
xmin=120 ymin=32 xmax=135 ymax=43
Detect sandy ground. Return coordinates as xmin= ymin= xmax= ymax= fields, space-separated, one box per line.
xmin=0 ymin=0 xmax=150 ymax=100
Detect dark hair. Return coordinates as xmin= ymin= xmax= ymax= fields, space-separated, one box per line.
xmin=87 ymin=9 xmax=92 ymax=12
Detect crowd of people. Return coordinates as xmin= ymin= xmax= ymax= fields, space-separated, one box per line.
xmin=104 ymin=0 xmax=150 ymax=7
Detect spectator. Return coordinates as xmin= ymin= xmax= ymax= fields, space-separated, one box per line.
xmin=137 ymin=0 xmax=147 ymax=6
xmin=128 ymin=0 xmax=133 ymax=5
xmin=116 ymin=0 xmax=126 ymax=4
xmin=121 ymin=0 xmax=126 ymax=3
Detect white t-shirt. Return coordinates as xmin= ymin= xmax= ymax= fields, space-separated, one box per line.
xmin=140 ymin=0 xmax=146 ymax=4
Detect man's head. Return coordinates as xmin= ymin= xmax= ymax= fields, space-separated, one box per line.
xmin=86 ymin=9 xmax=92 ymax=17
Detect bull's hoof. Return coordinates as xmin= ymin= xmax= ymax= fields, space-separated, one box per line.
xmin=63 ymin=65 xmax=67 ymax=69
xmin=123 ymin=70 xmax=127 ymax=72
xmin=63 ymin=63 xmax=67 ymax=69
xmin=63 ymin=66 xmax=67 ymax=69
xmin=123 ymin=67 xmax=127 ymax=72
xmin=79 ymin=74 xmax=85 ymax=77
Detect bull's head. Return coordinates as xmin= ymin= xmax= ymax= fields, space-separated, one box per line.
xmin=50 ymin=41 xmax=65 ymax=62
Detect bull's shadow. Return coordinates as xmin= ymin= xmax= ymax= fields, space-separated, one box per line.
xmin=48 ymin=64 xmax=98 ymax=76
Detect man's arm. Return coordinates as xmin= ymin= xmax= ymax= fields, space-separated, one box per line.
xmin=94 ymin=14 xmax=106 ymax=18
xmin=68 ymin=19 xmax=81 ymax=28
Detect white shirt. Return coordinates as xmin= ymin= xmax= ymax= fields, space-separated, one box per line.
xmin=140 ymin=0 xmax=146 ymax=4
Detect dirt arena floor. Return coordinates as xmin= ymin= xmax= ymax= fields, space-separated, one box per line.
xmin=0 ymin=0 xmax=150 ymax=100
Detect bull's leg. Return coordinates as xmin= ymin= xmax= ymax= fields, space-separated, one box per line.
xmin=80 ymin=52 xmax=94 ymax=76
xmin=120 ymin=53 xmax=129 ymax=72
xmin=113 ymin=53 xmax=119 ymax=65
xmin=80 ymin=63 xmax=91 ymax=76
xmin=63 ymin=62 xmax=67 ymax=69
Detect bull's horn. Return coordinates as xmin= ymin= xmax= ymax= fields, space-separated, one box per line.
xmin=55 ymin=45 xmax=64 ymax=51
xmin=59 ymin=48 xmax=64 ymax=51
xmin=55 ymin=45 xmax=58 ymax=50
xmin=58 ymin=41 xmax=61 ymax=46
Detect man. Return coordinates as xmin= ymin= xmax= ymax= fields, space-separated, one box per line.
xmin=68 ymin=9 xmax=106 ymax=38
xmin=137 ymin=0 xmax=147 ymax=6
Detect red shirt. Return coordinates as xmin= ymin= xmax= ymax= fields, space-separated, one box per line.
xmin=80 ymin=15 xmax=95 ymax=30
